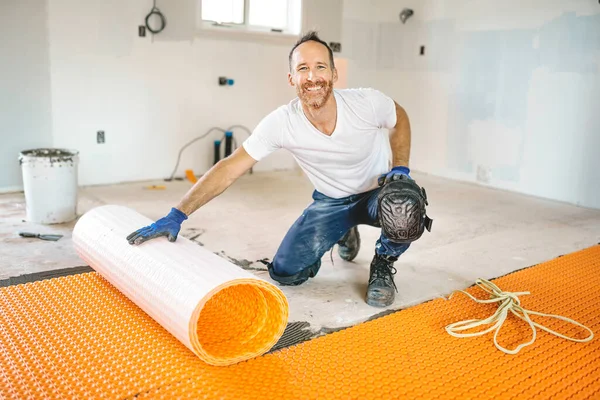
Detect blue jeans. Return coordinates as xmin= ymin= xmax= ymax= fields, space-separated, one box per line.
xmin=268 ymin=188 xmax=410 ymax=285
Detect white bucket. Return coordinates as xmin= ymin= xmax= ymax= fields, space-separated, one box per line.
xmin=19 ymin=148 xmax=79 ymax=224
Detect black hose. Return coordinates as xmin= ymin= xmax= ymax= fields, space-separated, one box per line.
xmin=145 ymin=0 xmax=166 ymax=34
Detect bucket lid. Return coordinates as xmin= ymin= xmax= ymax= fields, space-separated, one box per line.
xmin=19 ymin=148 xmax=79 ymax=162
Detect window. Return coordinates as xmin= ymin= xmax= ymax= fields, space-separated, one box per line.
xmin=200 ymin=0 xmax=302 ymax=36
xmin=202 ymin=0 xmax=244 ymax=24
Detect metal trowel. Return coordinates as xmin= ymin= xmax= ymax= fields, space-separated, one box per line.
xmin=19 ymin=232 xmax=63 ymax=241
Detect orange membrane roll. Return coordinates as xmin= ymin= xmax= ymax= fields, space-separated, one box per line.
xmin=72 ymin=205 xmax=288 ymax=366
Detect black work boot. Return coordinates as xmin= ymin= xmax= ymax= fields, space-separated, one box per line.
xmin=366 ymin=253 xmax=398 ymax=307
xmin=337 ymin=226 xmax=361 ymax=261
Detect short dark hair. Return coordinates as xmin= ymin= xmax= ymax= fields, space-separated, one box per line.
xmin=288 ymin=31 xmax=335 ymax=72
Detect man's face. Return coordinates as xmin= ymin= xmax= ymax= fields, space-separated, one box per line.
xmin=288 ymin=41 xmax=337 ymax=109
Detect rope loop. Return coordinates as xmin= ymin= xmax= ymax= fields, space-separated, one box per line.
xmin=445 ymin=278 xmax=594 ymax=354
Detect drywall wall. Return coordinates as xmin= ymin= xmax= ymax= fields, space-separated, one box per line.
xmin=1 ymin=0 xmax=346 ymax=191
xmin=45 ymin=0 xmax=302 ymax=187
xmin=5 ymin=0 xmax=597 ymax=210
xmin=343 ymin=0 xmax=600 ymax=209
xmin=0 ymin=0 xmax=54 ymax=192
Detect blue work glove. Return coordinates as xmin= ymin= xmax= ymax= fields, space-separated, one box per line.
xmin=378 ymin=166 xmax=411 ymax=186
xmin=126 ymin=207 xmax=188 ymax=245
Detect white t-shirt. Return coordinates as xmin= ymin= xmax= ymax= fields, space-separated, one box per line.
xmin=242 ymin=88 xmax=397 ymax=199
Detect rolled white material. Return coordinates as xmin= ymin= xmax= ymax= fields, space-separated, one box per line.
xmin=72 ymin=205 xmax=288 ymax=366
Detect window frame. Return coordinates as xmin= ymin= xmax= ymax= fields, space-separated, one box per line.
xmin=197 ymin=0 xmax=302 ymax=43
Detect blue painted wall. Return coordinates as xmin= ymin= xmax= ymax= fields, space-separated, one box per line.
xmin=446 ymin=12 xmax=600 ymax=207
xmin=346 ymin=4 xmax=600 ymax=208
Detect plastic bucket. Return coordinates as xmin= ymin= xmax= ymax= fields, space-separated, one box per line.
xmin=19 ymin=148 xmax=79 ymax=224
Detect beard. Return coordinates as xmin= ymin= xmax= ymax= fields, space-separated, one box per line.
xmin=296 ymin=79 xmax=334 ymax=109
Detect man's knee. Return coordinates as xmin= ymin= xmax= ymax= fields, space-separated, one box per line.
xmin=267 ymin=259 xmax=322 ymax=286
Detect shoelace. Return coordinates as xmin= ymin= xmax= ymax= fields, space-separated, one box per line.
xmin=370 ymin=259 xmax=398 ymax=292
xmin=444 ymin=278 xmax=594 ymax=354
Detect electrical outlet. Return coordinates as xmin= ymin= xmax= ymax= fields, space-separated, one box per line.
xmin=138 ymin=26 xmax=146 ymax=37
xmin=476 ymin=165 xmax=491 ymax=183
xmin=420 ymin=45 xmax=425 ymax=55
xmin=97 ymin=131 xmax=105 ymax=144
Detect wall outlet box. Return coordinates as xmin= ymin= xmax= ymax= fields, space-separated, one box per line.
xmin=97 ymin=131 xmax=105 ymax=144
xmin=476 ymin=165 xmax=491 ymax=183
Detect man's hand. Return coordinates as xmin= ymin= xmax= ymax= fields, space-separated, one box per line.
xmin=378 ymin=166 xmax=411 ymax=186
xmin=127 ymin=207 xmax=188 ymax=245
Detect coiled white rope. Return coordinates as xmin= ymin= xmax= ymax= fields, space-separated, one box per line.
xmin=444 ymin=278 xmax=594 ymax=354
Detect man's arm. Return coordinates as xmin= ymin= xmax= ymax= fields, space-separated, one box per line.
xmin=126 ymin=146 xmax=257 ymax=245
xmin=389 ymin=102 xmax=411 ymax=168
xmin=176 ymin=146 xmax=257 ymax=216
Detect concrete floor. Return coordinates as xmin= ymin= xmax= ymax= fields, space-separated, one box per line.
xmin=1 ymin=170 xmax=599 ymax=335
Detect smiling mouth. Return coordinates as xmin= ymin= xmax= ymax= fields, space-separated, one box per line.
xmin=305 ymin=86 xmax=323 ymax=92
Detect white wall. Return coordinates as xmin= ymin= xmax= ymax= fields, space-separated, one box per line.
xmin=343 ymin=0 xmax=600 ymax=209
xmin=0 ymin=0 xmax=341 ymax=190
xmin=0 ymin=0 xmax=54 ymax=191
xmin=5 ymin=0 xmax=599 ymax=210
xmin=3 ymin=0 xmax=343 ymax=191
xmin=46 ymin=0 xmax=303 ymax=187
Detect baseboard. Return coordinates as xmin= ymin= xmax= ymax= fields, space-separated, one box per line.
xmin=0 ymin=185 xmax=24 ymax=194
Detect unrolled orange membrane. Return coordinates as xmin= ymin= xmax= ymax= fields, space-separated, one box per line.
xmin=72 ymin=205 xmax=288 ymax=366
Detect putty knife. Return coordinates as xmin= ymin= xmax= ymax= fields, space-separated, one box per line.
xmin=19 ymin=232 xmax=63 ymax=241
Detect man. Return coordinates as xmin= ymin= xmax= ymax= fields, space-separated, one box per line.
xmin=127 ymin=31 xmax=432 ymax=307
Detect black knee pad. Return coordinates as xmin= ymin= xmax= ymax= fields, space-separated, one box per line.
xmin=377 ymin=175 xmax=433 ymax=243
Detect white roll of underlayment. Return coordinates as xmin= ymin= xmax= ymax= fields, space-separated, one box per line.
xmin=72 ymin=205 xmax=288 ymax=366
